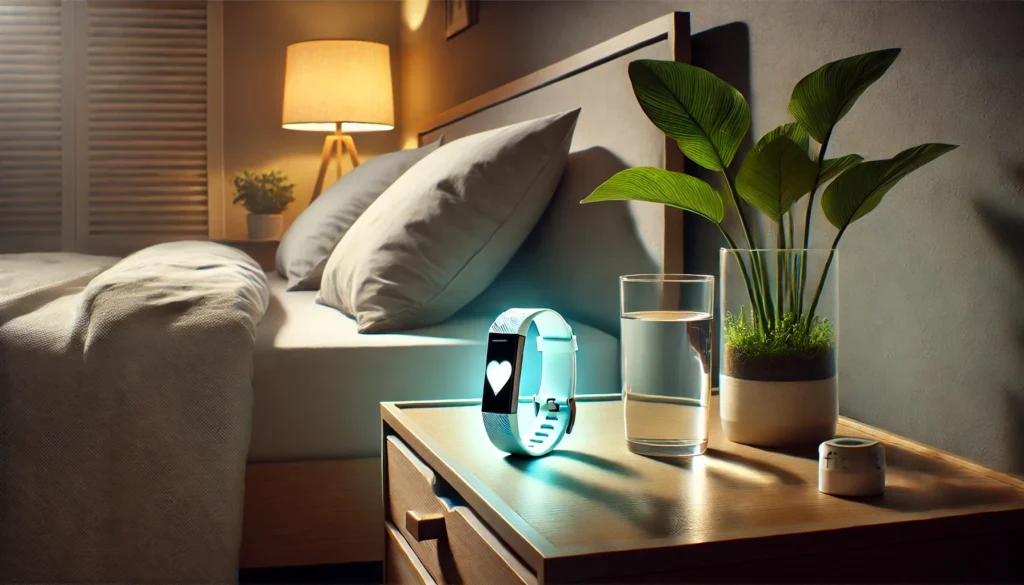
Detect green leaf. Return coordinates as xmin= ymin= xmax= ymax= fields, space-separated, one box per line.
xmin=629 ymin=60 xmax=750 ymax=171
xmin=821 ymin=143 xmax=958 ymax=230
xmin=718 ymin=185 xmax=735 ymax=209
xmin=788 ymin=49 xmax=901 ymax=143
xmin=818 ymin=154 xmax=864 ymax=183
xmin=751 ymin=123 xmax=809 ymax=156
xmin=735 ymin=136 xmax=818 ymax=222
xmin=581 ymin=167 xmax=725 ymax=223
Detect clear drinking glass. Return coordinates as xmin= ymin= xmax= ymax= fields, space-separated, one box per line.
xmin=620 ymin=274 xmax=715 ymax=457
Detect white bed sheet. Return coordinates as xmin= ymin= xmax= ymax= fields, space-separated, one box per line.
xmin=249 ymin=273 xmax=620 ymax=461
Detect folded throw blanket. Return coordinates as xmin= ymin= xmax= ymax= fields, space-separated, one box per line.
xmin=0 ymin=241 xmax=269 ymax=584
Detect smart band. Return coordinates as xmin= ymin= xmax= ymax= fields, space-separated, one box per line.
xmin=481 ymin=308 xmax=577 ymax=456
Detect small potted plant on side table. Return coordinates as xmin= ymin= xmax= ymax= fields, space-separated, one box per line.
xmin=233 ymin=169 xmax=295 ymax=240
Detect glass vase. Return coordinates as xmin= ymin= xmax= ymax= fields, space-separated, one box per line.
xmin=718 ymin=249 xmax=838 ymax=447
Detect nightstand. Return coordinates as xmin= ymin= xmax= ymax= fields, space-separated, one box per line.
xmin=214 ymin=239 xmax=278 ymax=272
xmin=381 ymin=395 xmax=1024 ymax=584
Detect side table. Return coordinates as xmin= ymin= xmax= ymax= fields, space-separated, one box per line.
xmin=214 ymin=238 xmax=278 ymax=272
xmin=381 ymin=395 xmax=1024 ymax=584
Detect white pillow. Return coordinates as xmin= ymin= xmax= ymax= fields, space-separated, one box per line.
xmin=317 ymin=109 xmax=580 ymax=332
xmin=275 ymin=138 xmax=442 ymax=290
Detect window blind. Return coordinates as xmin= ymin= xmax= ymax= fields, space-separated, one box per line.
xmin=0 ymin=0 xmax=65 ymax=252
xmin=80 ymin=0 xmax=210 ymax=254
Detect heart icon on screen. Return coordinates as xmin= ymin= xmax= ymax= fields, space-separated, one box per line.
xmin=486 ymin=360 xmax=512 ymax=395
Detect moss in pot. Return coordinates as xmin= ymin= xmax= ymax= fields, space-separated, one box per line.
xmin=723 ymin=311 xmax=835 ymax=382
xmin=581 ymin=49 xmax=957 ymax=446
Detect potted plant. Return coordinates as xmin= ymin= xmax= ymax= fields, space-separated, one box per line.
xmin=582 ymin=49 xmax=956 ymax=446
xmin=233 ymin=169 xmax=295 ymax=240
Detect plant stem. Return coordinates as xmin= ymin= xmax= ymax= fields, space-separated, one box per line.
xmin=718 ymin=225 xmax=768 ymax=333
xmin=786 ymin=212 xmax=797 ymax=313
xmin=804 ymin=227 xmax=844 ymax=331
xmin=758 ymin=243 xmax=776 ymax=332
xmin=787 ymin=208 xmax=795 ymax=249
xmin=776 ymin=218 xmax=784 ymax=323
xmin=797 ymin=129 xmax=833 ymax=316
xmin=722 ymin=172 xmax=774 ymax=331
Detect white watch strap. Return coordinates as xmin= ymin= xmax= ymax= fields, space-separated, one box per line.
xmin=483 ymin=308 xmax=577 ymax=456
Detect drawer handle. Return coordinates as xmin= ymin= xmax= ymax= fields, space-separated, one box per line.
xmin=405 ymin=510 xmax=446 ymax=542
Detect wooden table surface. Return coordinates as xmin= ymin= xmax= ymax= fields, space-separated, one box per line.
xmin=383 ymin=395 xmax=1024 ymax=582
xmin=213 ymin=238 xmax=278 ymax=272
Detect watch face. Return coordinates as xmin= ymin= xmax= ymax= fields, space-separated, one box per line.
xmin=481 ymin=333 xmax=525 ymax=414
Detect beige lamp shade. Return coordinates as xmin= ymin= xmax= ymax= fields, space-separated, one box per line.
xmin=282 ymin=40 xmax=394 ymax=133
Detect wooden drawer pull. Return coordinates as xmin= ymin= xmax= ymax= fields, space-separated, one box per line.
xmin=406 ymin=510 xmax=446 ymax=542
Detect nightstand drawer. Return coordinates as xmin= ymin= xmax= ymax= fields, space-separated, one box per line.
xmin=386 ymin=522 xmax=436 ymax=585
xmin=386 ymin=436 xmax=533 ymax=585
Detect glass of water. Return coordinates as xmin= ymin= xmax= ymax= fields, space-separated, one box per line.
xmin=620 ymin=274 xmax=714 ymax=457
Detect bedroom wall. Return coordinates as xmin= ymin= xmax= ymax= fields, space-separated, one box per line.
xmin=399 ymin=0 xmax=1024 ymax=475
xmin=222 ymin=0 xmax=401 ymax=238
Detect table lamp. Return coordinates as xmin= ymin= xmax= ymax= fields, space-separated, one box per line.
xmin=282 ymin=40 xmax=394 ymax=201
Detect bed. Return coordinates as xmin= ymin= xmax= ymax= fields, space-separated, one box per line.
xmin=238 ymin=11 xmax=692 ymax=569
xmin=249 ymin=272 xmax=621 ymax=462
xmin=0 ymin=243 xmax=269 ymax=583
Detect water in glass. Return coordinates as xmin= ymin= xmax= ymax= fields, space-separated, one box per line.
xmin=622 ymin=309 xmax=712 ymax=456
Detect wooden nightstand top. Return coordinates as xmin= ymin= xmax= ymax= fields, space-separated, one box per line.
xmin=382 ymin=395 xmax=1024 ymax=583
xmin=213 ymin=238 xmax=278 ymax=272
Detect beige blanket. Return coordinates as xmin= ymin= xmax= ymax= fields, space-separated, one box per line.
xmin=0 ymin=241 xmax=269 ymax=584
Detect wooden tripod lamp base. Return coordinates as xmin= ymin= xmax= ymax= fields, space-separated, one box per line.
xmin=311 ymin=124 xmax=361 ymax=202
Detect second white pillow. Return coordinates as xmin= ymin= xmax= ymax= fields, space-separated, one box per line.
xmin=317 ymin=109 xmax=580 ymax=332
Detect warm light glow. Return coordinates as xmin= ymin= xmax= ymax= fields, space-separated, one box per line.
xmin=706 ymin=456 xmax=776 ymax=485
xmin=402 ymin=0 xmax=430 ymax=31
xmin=282 ymin=40 xmax=394 ymax=133
xmin=401 ymin=135 xmax=420 ymax=150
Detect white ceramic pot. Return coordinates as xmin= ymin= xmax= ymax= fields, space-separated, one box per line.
xmin=247 ymin=213 xmax=283 ymax=240
xmin=719 ymin=376 xmax=838 ymax=447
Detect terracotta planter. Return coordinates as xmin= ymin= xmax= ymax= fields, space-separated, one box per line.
xmin=247 ymin=213 xmax=283 ymax=240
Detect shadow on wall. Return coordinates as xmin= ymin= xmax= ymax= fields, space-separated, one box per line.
xmin=464 ymin=146 xmax=657 ymax=336
xmin=973 ymin=163 xmax=1024 ymax=475
xmin=686 ymin=20 xmax=753 ymax=264
xmin=684 ymin=22 xmax=752 ymax=385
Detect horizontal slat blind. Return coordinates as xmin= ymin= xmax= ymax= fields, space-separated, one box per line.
xmin=0 ymin=0 xmax=64 ymax=252
xmin=82 ymin=0 xmax=208 ymax=252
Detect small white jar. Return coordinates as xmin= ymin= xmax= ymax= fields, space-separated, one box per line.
xmin=818 ymin=437 xmax=886 ymax=497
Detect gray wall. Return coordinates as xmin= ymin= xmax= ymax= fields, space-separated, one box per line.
xmin=399 ymin=0 xmax=1024 ymax=475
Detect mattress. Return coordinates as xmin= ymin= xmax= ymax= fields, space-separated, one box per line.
xmin=249 ymin=273 xmax=620 ymax=461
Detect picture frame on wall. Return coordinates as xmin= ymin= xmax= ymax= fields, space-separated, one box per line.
xmin=445 ymin=0 xmax=477 ymax=39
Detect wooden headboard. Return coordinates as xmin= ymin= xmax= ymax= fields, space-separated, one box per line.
xmin=419 ymin=13 xmax=690 ymax=336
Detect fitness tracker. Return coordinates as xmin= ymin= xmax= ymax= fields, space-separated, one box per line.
xmin=481 ymin=308 xmax=577 ymax=456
